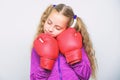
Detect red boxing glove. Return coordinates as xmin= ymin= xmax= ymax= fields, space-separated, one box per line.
xmin=34 ymin=33 xmax=59 ymax=70
xmin=57 ymin=28 xmax=82 ymax=65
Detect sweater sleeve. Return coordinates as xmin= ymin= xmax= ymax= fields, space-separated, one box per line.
xmin=70 ymin=48 xmax=92 ymax=80
xmin=30 ymin=48 xmax=51 ymax=80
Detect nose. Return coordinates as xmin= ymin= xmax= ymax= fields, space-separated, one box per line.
xmin=48 ymin=26 xmax=54 ymax=32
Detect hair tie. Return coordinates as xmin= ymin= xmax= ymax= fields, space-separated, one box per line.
xmin=53 ymin=5 xmax=56 ymax=7
xmin=71 ymin=15 xmax=77 ymax=28
xmin=73 ymin=15 xmax=77 ymax=19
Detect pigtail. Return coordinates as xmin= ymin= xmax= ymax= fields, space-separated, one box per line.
xmin=35 ymin=5 xmax=53 ymax=39
xmin=74 ymin=17 xmax=97 ymax=79
xmin=31 ymin=5 xmax=53 ymax=49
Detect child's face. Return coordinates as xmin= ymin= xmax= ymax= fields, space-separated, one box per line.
xmin=44 ymin=9 xmax=69 ymax=37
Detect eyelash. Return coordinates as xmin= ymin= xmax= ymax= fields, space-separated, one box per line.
xmin=56 ymin=27 xmax=61 ymax=30
xmin=47 ymin=20 xmax=61 ymax=30
xmin=47 ymin=21 xmax=51 ymax=25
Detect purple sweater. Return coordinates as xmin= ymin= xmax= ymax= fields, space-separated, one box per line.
xmin=30 ymin=47 xmax=91 ymax=80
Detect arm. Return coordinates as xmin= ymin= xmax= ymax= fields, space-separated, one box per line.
xmin=70 ymin=48 xmax=91 ymax=80
xmin=70 ymin=61 xmax=91 ymax=80
xmin=30 ymin=48 xmax=51 ymax=80
xmin=57 ymin=28 xmax=91 ymax=79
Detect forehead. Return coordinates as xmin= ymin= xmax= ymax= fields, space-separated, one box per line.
xmin=48 ymin=10 xmax=69 ymax=27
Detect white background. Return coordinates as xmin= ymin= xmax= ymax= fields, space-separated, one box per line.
xmin=0 ymin=0 xmax=120 ymax=80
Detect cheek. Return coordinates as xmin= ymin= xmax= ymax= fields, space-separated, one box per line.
xmin=44 ymin=23 xmax=49 ymax=30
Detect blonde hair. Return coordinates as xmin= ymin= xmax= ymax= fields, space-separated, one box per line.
xmin=33 ymin=4 xmax=97 ymax=79
xmin=75 ymin=17 xmax=97 ymax=79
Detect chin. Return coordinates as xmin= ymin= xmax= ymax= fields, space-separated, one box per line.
xmin=51 ymin=35 xmax=57 ymax=37
xmin=46 ymin=33 xmax=56 ymax=37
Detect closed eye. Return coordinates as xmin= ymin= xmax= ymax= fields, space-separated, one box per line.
xmin=47 ymin=19 xmax=52 ymax=25
xmin=55 ymin=26 xmax=62 ymax=30
xmin=47 ymin=18 xmax=63 ymax=30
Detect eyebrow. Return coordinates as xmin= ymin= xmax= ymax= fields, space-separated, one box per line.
xmin=48 ymin=19 xmax=62 ymax=29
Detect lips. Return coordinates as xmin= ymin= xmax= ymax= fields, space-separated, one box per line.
xmin=44 ymin=29 xmax=55 ymax=37
xmin=45 ymin=31 xmax=53 ymax=36
xmin=46 ymin=33 xmax=53 ymax=36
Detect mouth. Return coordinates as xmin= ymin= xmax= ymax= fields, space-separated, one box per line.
xmin=44 ymin=31 xmax=54 ymax=36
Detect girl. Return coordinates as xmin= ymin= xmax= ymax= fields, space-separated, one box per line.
xmin=30 ymin=4 xmax=97 ymax=80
